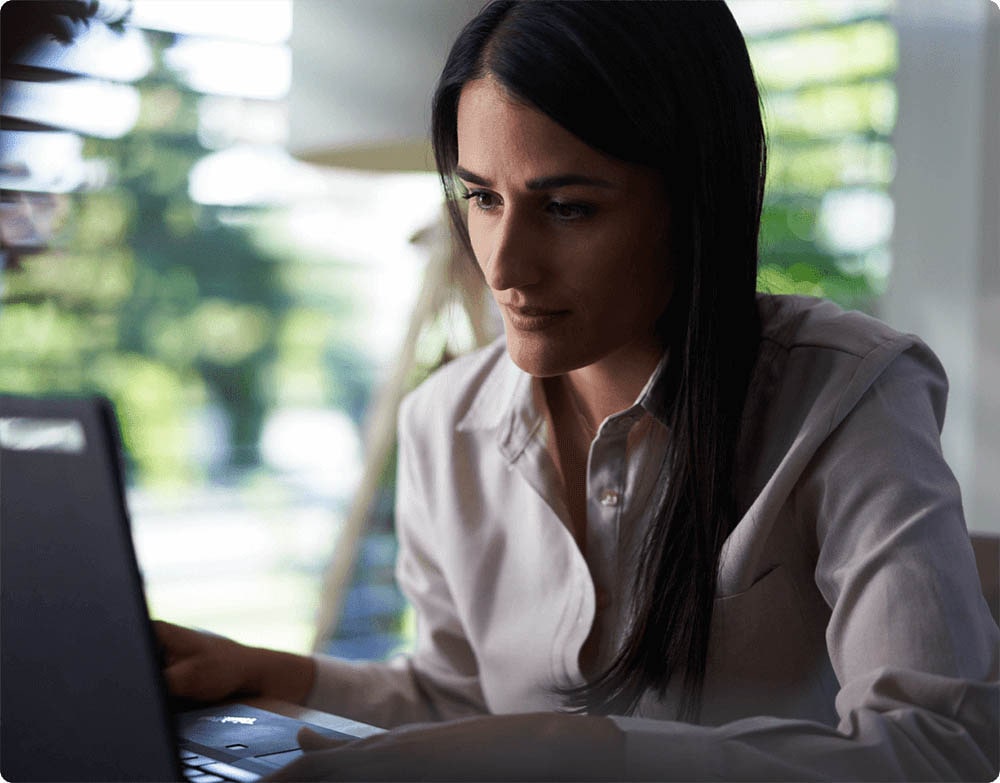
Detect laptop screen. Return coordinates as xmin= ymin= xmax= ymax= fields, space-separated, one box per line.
xmin=1 ymin=395 xmax=183 ymax=782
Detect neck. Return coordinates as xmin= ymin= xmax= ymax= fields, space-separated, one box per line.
xmin=560 ymin=339 xmax=665 ymax=430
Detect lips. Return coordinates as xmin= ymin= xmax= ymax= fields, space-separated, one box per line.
xmin=502 ymin=304 xmax=571 ymax=332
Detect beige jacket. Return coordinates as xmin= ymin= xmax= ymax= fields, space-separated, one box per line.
xmin=309 ymin=294 xmax=999 ymax=780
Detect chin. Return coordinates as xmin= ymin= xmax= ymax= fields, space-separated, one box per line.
xmin=503 ymin=330 xmax=591 ymax=378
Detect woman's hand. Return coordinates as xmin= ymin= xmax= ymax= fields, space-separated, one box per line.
xmin=154 ymin=620 xmax=316 ymax=705
xmin=264 ymin=712 xmax=626 ymax=782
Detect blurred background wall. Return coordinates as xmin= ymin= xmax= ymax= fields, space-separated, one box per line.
xmin=1 ymin=0 xmax=996 ymax=660
xmin=884 ymin=0 xmax=998 ymax=538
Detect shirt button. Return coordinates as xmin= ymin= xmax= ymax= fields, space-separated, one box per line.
xmin=598 ymin=489 xmax=621 ymax=507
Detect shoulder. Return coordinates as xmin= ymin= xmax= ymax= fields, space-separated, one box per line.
xmin=745 ymin=295 xmax=950 ymax=451
xmin=734 ymin=297 xmax=955 ymax=548
xmin=398 ymin=336 xmax=512 ymax=434
xmin=758 ymin=293 xmax=913 ymax=358
xmin=755 ymin=293 xmax=946 ymax=398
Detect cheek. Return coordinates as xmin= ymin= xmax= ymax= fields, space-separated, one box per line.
xmin=466 ymin=216 xmax=490 ymax=276
xmin=588 ymin=227 xmax=671 ymax=325
xmin=581 ymin=228 xmax=663 ymax=296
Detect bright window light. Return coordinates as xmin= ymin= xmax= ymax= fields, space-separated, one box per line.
xmin=187 ymin=145 xmax=327 ymax=206
xmin=130 ymin=0 xmax=292 ymax=43
xmin=260 ymin=408 xmax=363 ymax=500
xmin=0 ymin=78 xmax=140 ymax=139
xmin=0 ymin=131 xmax=91 ymax=193
xmin=818 ymin=188 xmax=894 ymax=254
xmin=164 ymin=38 xmax=291 ymax=100
xmin=13 ymin=23 xmax=153 ymax=82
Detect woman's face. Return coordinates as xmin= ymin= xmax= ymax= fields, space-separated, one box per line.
xmin=455 ymin=77 xmax=673 ymax=379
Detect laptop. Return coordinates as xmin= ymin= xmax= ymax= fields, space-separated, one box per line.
xmin=0 ymin=394 xmax=384 ymax=782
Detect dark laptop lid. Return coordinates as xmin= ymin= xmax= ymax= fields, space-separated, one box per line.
xmin=0 ymin=394 xmax=182 ymax=782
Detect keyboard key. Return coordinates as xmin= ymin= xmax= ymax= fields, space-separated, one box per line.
xmin=185 ymin=774 xmax=224 ymax=783
xmin=199 ymin=761 xmax=262 ymax=782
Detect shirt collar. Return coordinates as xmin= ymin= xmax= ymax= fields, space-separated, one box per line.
xmin=636 ymin=349 xmax=671 ymax=423
xmin=457 ymin=339 xmax=671 ymax=460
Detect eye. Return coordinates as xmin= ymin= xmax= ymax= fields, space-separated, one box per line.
xmin=547 ymin=201 xmax=594 ymax=221
xmin=460 ymin=189 xmax=501 ymax=212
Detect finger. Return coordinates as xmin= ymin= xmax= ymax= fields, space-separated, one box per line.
xmin=151 ymin=620 xmax=177 ymax=648
xmin=152 ymin=619 xmax=185 ymax=641
xmin=163 ymin=657 xmax=231 ymax=702
xmin=162 ymin=658 xmax=200 ymax=698
xmin=297 ymin=726 xmax=351 ymax=751
xmin=153 ymin=620 xmax=200 ymax=657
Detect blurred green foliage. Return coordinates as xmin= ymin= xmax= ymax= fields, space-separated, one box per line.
xmin=752 ymin=15 xmax=896 ymax=313
xmin=0 ymin=31 xmax=373 ymax=485
xmin=749 ymin=19 xmax=897 ymax=90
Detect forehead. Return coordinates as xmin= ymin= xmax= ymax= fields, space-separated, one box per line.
xmin=455 ymin=77 xmax=623 ymax=180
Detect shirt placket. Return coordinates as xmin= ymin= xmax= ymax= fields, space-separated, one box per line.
xmin=577 ymin=411 xmax=640 ymax=665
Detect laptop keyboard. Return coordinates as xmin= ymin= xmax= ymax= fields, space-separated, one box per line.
xmin=180 ymin=750 xmax=263 ymax=783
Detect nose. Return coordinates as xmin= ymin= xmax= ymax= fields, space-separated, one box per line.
xmin=478 ymin=210 xmax=542 ymax=292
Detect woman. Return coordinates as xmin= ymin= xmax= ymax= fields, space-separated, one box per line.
xmin=158 ymin=2 xmax=999 ymax=779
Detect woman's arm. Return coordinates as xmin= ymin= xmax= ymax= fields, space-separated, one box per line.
xmin=155 ymin=620 xmax=316 ymax=705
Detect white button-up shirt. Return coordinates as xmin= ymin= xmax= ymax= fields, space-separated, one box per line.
xmin=309 ymin=294 xmax=999 ymax=780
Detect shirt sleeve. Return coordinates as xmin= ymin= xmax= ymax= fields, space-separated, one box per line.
xmin=305 ymin=391 xmax=489 ymax=729
xmin=611 ymin=344 xmax=999 ymax=781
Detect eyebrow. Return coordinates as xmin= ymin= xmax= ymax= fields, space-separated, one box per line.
xmin=454 ymin=166 xmax=615 ymax=190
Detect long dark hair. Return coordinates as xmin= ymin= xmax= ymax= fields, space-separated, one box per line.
xmin=431 ymin=0 xmax=766 ymax=719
